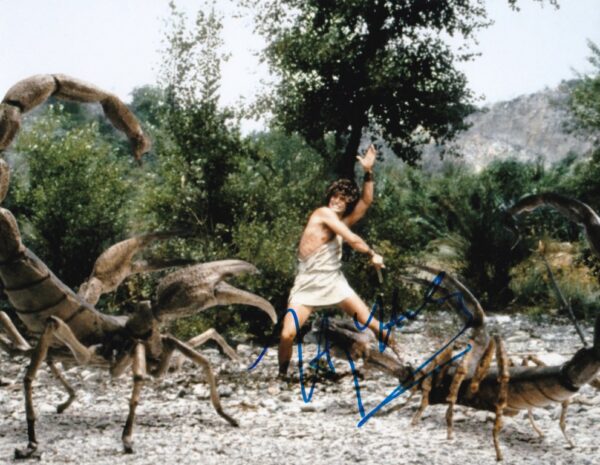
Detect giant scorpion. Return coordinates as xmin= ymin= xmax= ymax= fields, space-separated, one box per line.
xmin=0 ymin=75 xmax=277 ymax=458
xmin=315 ymin=193 xmax=600 ymax=461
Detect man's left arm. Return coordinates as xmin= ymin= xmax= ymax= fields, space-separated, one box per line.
xmin=344 ymin=144 xmax=376 ymax=226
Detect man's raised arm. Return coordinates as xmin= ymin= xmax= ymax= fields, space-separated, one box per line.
xmin=344 ymin=144 xmax=376 ymax=226
xmin=319 ymin=207 xmax=384 ymax=270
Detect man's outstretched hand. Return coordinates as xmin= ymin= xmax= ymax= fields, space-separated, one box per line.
xmin=370 ymin=253 xmax=385 ymax=270
xmin=357 ymin=144 xmax=377 ymax=172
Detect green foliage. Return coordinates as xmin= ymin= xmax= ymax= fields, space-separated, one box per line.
xmin=245 ymin=0 xmax=492 ymax=175
xmin=394 ymin=159 xmax=544 ymax=308
xmin=132 ymin=1 xmax=273 ymax=338
xmin=570 ymin=41 xmax=600 ymax=133
xmin=129 ymin=85 xmax=169 ymax=129
xmin=506 ymin=0 xmax=559 ymax=10
xmin=161 ymin=1 xmax=227 ymax=107
xmin=510 ymin=240 xmax=600 ymax=319
xmin=9 ymin=105 xmax=132 ymax=288
xmin=137 ymin=1 xmax=247 ymax=240
xmin=443 ymin=161 xmax=543 ymax=307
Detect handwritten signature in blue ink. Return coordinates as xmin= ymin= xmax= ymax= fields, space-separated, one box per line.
xmin=248 ymin=272 xmax=474 ymax=426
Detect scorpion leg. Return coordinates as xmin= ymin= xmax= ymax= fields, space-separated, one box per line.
xmin=186 ymin=328 xmax=240 ymax=361
xmin=0 ymin=311 xmax=31 ymax=352
xmin=151 ymin=338 xmax=176 ymax=378
xmin=492 ymin=336 xmax=510 ymax=462
xmin=0 ymin=312 xmax=31 ymax=387
xmin=559 ymin=400 xmax=575 ymax=448
xmin=122 ymin=343 xmax=146 ymax=454
xmin=46 ymin=360 xmax=76 ymax=414
xmin=446 ymin=341 xmax=473 ymax=440
xmin=110 ymin=354 xmax=133 ymax=378
xmin=411 ymin=375 xmax=432 ymax=426
xmin=522 ymin=354 xmax=545 ymax=366
xmin=15 ymin=316 xmax=93 ymax=459
xmin=171 ymin=328 xmax=240 ymax=371
xmin=527 ymin=410 xmax=544 ymax=438
xmin=469 ymin=338 xmax=496 ymax=396
xmin=162 ymin=335 xmax=239 ymax=427
xmin=411 ymin=345 xmax=453 ymax=426
xmin=0 ymin=334 xmax=13 ymax=354
xmin=521 ymin=355 xmax=545 ymax=438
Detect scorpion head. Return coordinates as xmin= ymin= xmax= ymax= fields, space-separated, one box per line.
xmin=561 ymin=314 xmax=600 ymax=389
xmin=126 ymin=300 xmax=157 ymax=338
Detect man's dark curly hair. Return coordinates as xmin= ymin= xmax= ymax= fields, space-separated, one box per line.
xmin=326 ymin=178 xmax=360 ymax=217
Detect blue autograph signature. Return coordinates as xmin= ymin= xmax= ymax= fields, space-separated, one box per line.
xmin=248 ymin=272 xmax=473 ymax=427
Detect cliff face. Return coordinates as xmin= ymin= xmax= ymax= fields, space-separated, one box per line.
xmin=420 ymin=81 xmax=599 ymax=172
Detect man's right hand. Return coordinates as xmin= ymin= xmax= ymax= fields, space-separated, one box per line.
xmin=370 ymin=253 xmax=385 ymax=270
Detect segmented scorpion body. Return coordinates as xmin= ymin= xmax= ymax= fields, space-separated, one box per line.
xmin=408 ymin=265 xmax=600 ymax=461
xmin=319 ymin=261 xmax=599 ymax=461
xmin=0 ymin=75 xmax=277 ymax=458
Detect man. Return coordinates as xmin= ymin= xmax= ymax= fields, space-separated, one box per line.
xmin=278 ymin=144 xmax=393 ymax=377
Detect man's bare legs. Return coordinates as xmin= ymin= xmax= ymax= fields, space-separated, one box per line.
xmin=278 ymin=294 xmax=401 ymax=378
xmin=278 ymin=303 xmax=313 ymax=376
xmin=338 ymin=293 xmax=400 ymax=356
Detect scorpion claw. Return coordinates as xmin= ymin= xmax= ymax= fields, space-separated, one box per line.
xmin=155 ymin=260 xmax=277 ymax=324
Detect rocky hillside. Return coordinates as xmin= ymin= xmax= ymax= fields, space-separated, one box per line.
xmin=420 ymin=81 xmax=599 ymax=172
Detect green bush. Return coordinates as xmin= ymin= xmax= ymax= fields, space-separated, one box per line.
xmin=9 ymin=105 xmax=132 ymax=288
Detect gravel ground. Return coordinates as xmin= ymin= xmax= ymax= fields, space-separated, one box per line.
xmin=1 ymin=314 xmax=599 ymax=465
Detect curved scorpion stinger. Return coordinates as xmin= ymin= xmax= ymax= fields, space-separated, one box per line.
xmin=402 ymin=266 xmax=492 ymax=385
xmin=404 ymin=264 xmax=486 ymax=328
xmin=508 ymin=192 xmax=600 ymax=257
xmin=0 ymin=74 xmax=151 ymax=161
xmin=154 ymin=259 xmax=277 ymax=324
xmin=508 ymin=192 xmax=600 ymax=389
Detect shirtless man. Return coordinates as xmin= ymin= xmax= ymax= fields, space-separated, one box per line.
xmin=278 ymin=144 xmax=391 ymax=376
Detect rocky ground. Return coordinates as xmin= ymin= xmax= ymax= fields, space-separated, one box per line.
xmin=1 ymin=314 xmax=599 ymax=465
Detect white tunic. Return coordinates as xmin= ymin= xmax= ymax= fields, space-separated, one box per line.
xmin=288 ymin=236 xmax=355 ymax=307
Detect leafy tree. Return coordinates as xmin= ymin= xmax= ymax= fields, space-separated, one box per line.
xmin=406 ymin=159 xmax=543 ymax=308
xmin=245 ymin=0 xmax=496 ymax=176
xmin=245 ymin=0 xmax=561 ymax=177
xmin=135 ymin=2 xmax=250 ymax=244
xmin=127 ymin=2 xmax=266 ymax=338
xmin=129 ymin=85 xmax=169 ymax=130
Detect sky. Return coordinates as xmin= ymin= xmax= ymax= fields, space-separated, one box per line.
xmin=0 ymin=0 xmax=599 ymax=131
